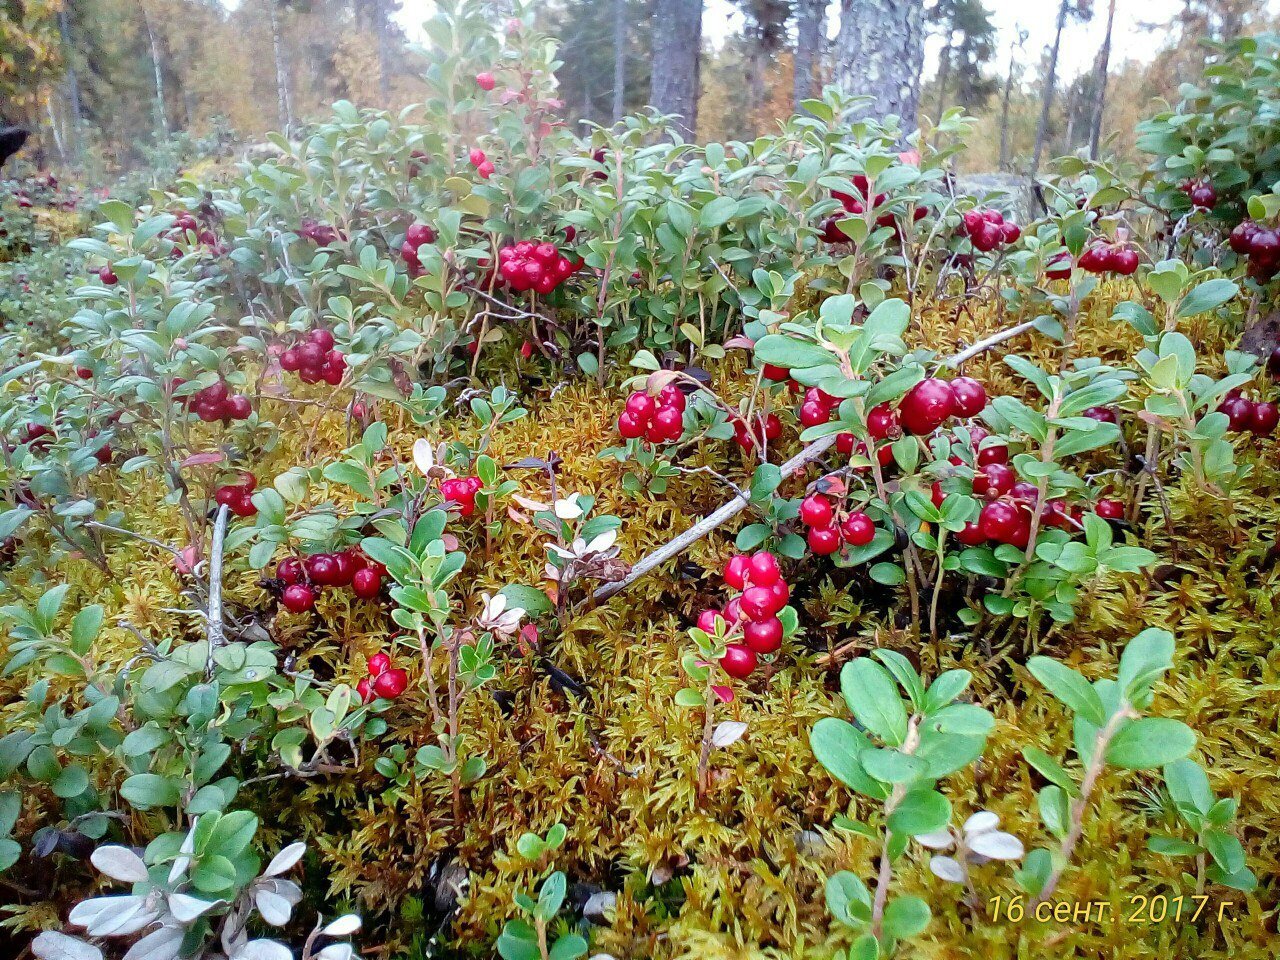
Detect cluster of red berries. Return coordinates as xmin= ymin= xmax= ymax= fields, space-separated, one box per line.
xmin=213 ymin=475 xmax=258 ymax=518
xmin=280 ymin=329 xmax=346 ymax=385
xmin=356 ymin=652 xmax=408 ymax=703
xmin=440 ymin=475 xmax=483 ymax=516
xmin=497 ymin=240 xmax=581 ymax=294
xmin=695 ymin=551 xmax=791 ymax=679
xmin=299 ymin=218 xmax=342 ymax=246
xmin=1078 ymin=241 xmax=1140 ymax=276
xmin=189 ymin=381 xmax=252 ymax=424
xmin=799 ymin=491 xmax=876 ymax=556
xmin=399 ymin=223 xmax=437 ymax=276
xmin=818 ymin=174 xmax=926 ymax=244
xmin=1218 ymin=389 xmax=1279 ymax=437
xmin=469 ymin=148 xmax=495 ymax=180
xmin=167 ymin=212 xmax=223 ymax=254
xmin=617 ymin=386 xmax=686 ymax=443
xmin=1227 ymin=221 xmax=1280 ymax=280
xmin=1179 ymin=179 xmax=1217 ymax=209
xmin=796 ymin=385 xmax=841 ymax=428
xmin=276 ymin=548 xmax=387 ymax=613
xmin=962 ymin=209 xmax=1021 ymax=252
xmin=899 ymin=376 xmax=988 ymax=434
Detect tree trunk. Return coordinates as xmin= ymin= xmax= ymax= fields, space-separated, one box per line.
xmin=998 ymin=48 xmax=1015 ymax=170
xmin=650 ymin=0 xmax=703 ymax=139
xmin=57 ymin=8 xmax=82 ymax=157
xmin=374 ymin=0 xmax=392 ymax=104
xmin=1088 ymin=0 xmax=1116 ymax=159
xmin=793 ymin=0 xmax=823 ymax=111
xmin=1031 ymin=0 xmax=1068 ymax=177
xmin=832 ymin=0 xmax=926 ymax=128
xmin=612 ymin=0 xmax=626 ymax=122
xmin=141 ymin=3 xmax=169 ymax=136
xmin=934 ymin=39 xmax=953 ymax=121
xmin=270 ymin=1 xmax=295 ymax=134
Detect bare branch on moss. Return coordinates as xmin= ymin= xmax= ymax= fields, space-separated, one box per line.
xmin=947 ymin=318 xmax=1042 ymax=367
xmin=592 ymin=433 xmax=840 ymax=602
xmin=206 ymin=504 xmax=230 ymax=663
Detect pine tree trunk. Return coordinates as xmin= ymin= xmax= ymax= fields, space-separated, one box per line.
xmin=270 ymin=1 xmax=294 ymax=134
xmin=141 ymin=3 xmax=169 ymax=136
xmin=1031 ymin=0 xmax=1068 ymax=176
xmin=832 ymin=0 xmax=925 ymax=127
xmin=934 ymin=42 xmax=953 ymax=121
xmin=374 ymin=0 xmax=392 ymax=104
xmin=612 ymin=0 xmax=626 ymax=122
xmin=793 ymin=0 xmax=823 ymax=111
xmin=650 ymin=0 xmax=703 ymax=139
xmin=57 ymin=8 xmax=82 ymax=157
xmin=1088 ymin=0 xmax=1116 ymax=159
xmin=998 ymin=45 xmax=1015 ymax=170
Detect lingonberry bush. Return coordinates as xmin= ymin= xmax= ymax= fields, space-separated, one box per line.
xmin=1 ymin=5 xmax=1277 ymax=959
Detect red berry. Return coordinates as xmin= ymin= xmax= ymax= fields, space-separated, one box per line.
xmin=372 ymin=667 xmax=408 ymax=698
xmin=1268 ymin=345 xmax=1280 ymax=377
xmin=976 ymin=444 xmax=1008 ymax=466
xmin=808 ymin=525 xmax=841 ymax=555
xmin=225 ymin=395 xmax=252 ymax=420
xmin=697 ymin=609 xmax=721 ymax=633
xmin=723 ymin=598 xmax=742 ymax=624
xmin=799 ymin=494 xmax=833 ymax=529
xmin=840 ymin=512 xmax=875 ymax=546
xmin=949 ymin=377 xmax=987 ymax=418
xmin=747 ymin=551 xmax=781 ymax=588
xmin=98 ymin=265 xmax=118 ymax=285
xmin=356 ymin=677 xmax=373 ymax=702
xmin=973 ymin=462 xmax=1015 ymax=499
xmin=725 ymin=555 xmax=750 ymax=590
xmin=1219 ymin=396 xmax=1254 ymax=432
xmin=1229 ymin=221 xmax=1258 ymax=255
xmin=768 ymin=579 xmax=790 ymax=610
xmin=1010 ymin=482 xmax=1039 ymax=503
xmin=477 ymin=161 xmax=495 ymax=179
xmin=475 ymin=71 xmax=496 ymax=91
xmin=836 ymin=432 xmax=856 ymax=455
xmin=618 ymin=411 xmax=645 ymax=439
xmin=277 ymin=558 xmax=303 ymax=584
xmin=469 ymin=148 xmax=486 ymax=166
xmin=625 ymin=392 xmax=656 ymax=421
xmin=740 ymin=586 xmax=777 ymax=622
xmin=866 ymin=403 xmax=900 ymax=440
xmin=405 ymin=223 xmax=436 ymax=247
xmin=231 ymin=492 xmax=257 ymax=518
xmin=956 ymin=521 xmax=986 ymax=546
xmin=900 ymin=378 xmax=957 ymax=435
xmin=762 ymin=363 xmax=790 ymax=381
xmin=719 ymin=644 xmax=758 ymax=679
xmin=743 ymin=617 xmax=783 ymax=655
xmin=1249 ymin=401 xmax=1278 ymax=436
xmin=657 ymin=384 xmax=686 ymax=411
xmin=309 ymin=328 xmax=336 ymax=351
xmin=652 ymin=405 xmax=684 ymax=441
xmin=978 ymin=501 xmax=1021 ymax=544
xmin=368 ymin=652 xmax=392 ymax=676
xmin=281 ymin=584 xmax=317 ymax=613
xmin=1095 ymin=498 xmax=1125 ymax=520
xmin=352 ymin=567 xmax=382 ymax=599
xmin=1111 ymin=248 xmax=1139 ymax=276
xmin=306 ymin=553 xmax=340 ymax=586
xmin=799 ymin=400 xmax=831 ymax=427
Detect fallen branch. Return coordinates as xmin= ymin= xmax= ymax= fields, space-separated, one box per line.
xmin=206 ymin=504 xmax=229 ymax=662
xmin=593 ymin=433 xmax=839 ymax=602
xmin=591 ymin=321 xmax=1046 ymax=605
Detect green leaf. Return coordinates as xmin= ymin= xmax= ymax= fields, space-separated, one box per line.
xmin=861 ymin=748 xmax=928 ymax=784
xmin=1117 ymin=628 xmax=1175 ymax=705
xmin=1164 ymin=759 xmax=1213 ymax=817
xmin=809 ymin=718 xmax=887 ymax=800
xmin=1022 ymin=747 xmax=1078 ymax=795
xmin=825 ymin=870 xmax=872 ymax=927
xmin=1203 ymin=829 xmax=1245 ymax=874
xmin=1105 ymin=718 xmax=1196 ymax=769
xmin=753 ymin=334 xmax=835 ymax=371
xmin=1177 ymin=278 xmax=1238 ymax=318
xmin=882 ymin=895 xmax=931 ymax=939
xmin=840 ymin=658 xmax=909 ymax=746
xmin=888 ymin=788 xmax=951 ymax=836
xmin=1027 ymin=657 xmax=1106 ymax=726
xmin=548 ymin=934 xmax=588 ymax=960
xmin=498 ymin=584 xmax=552 ymax=617
xmin=120 ymin=773 xmax=181 ymax=809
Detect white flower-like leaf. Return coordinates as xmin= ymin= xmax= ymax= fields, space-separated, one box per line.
xmin=412 ymin=438 xmax=435 ymax=476
xmin=929 ymin=855 xmax=965 ymax=883
xmin=711 ymin=721 xmax=747 ymax=748
xmin=968 ymin=830 xmax=1024 ymax=861
xmin=232 ymin=940 xmax=293 ymax=960
xmin=32 ymin=932 xmax=104 ymax=960
xmin=584 ymin=529 xmax=617 ymax=555
xmin=315 ymin=946 xmax=354 ymax=960
xmin=322 ymin=914 xmax=362 ymax=937
xmin=167 ymin=894 xmax=221 ymax=923
xmin=914 ymin=829 xmax=955 ymax=851
xmin=963 ymin=811 xmax=1000 ymax=836
xmin=263 ymin=842 xmax=306 ymax=878
xmin=168 ymin=823 xmax=197 ymax=884
xmin=122 ymin=924 xmax=185 ymax=960
xmin=91 ymin=846 xmax=150 ymax=884
xmin=477 ymin=593 xmax=525 ymax=637
xmin=254 ymin=890 xmax=294 ymax=927
xmin=70 ymin=895 xmax=160 ymax=937
xmin=553 ymin=494 xmax=584 ymax=520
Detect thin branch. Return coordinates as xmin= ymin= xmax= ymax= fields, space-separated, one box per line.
xmin=206 ymin=504 xmax=229 ymax=665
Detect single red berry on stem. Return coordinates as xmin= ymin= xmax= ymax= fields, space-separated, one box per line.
xmin=720 ymin=644 xmax=758 ymax=679
xmin=808 ymin=525 xmax=842 ymax=555
xmin=799 ymin=494 xmax=833 ymax=528
xmin=840 ymin=512 xmax=875 ymax=546
xmin=747 ymin=551 xmax=781 ymax=587
xmin=725 ymin=554 xmax=750 ymax=590
xmin=281 ymin=583 xmax=317 ymax=613
xmin=900 ymin=378 xmax=957 ymax=435
xmin=743 ymin=617 xmax=783 ymax=655
xmin=352 ymin=567 xmax=382 ymax=599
